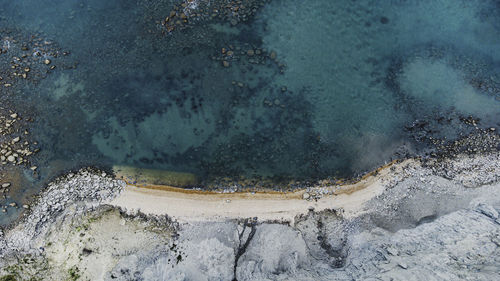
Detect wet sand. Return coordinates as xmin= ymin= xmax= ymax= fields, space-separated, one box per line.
xmin=110 ymin=159 xmax=412 ymax=222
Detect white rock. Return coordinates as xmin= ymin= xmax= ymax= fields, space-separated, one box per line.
xmin=474 ymin=203 xmax=499 ymax=219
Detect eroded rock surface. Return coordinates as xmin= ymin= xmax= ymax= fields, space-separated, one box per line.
xmin=0 ymin=152 xmax=499 ymax=280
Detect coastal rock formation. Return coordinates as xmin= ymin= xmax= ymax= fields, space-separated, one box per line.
xmin=0 ymin=151 xmax=498 ymax=280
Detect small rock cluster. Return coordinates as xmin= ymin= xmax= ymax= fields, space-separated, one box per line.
xmin=0 ymin=107 xmax=40 ymax=213
xmin=160 ymin=0 xmax=270 ymax=32
xmin=437 ymin=128 xmax=499 ymax=157
xmin=0 ymin=111 xmax=38 ymax=167
xmin=0 ymin=108 xmax=39 ymax=212
xmin=429 ymin=151 xmax=500 ymax=188
xmin=0 ymin=29 xmax=68 ymax=89
xmin=214 ymin=44 xmax=285 ymax=73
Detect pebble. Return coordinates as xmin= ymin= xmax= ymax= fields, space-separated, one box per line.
xmin=1 ymin=183 xmax=11 ymax=188
xmin=303 ymin=192 xmax=310 ymax=200
xmin=44 ymin=59 xmax=51 ymax=65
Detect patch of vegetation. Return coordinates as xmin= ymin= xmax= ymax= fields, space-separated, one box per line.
xmin=4 ymin=264 xmax=21 ymax=275
xmin=22 ymin=257 xmax=35 ymax=264
xmin=75 ymin=224 xmax=89 ymax=232
xmin=0 ymin=275 xmax=17 ymax=281
xmin=2 ymin=255 xmax=51 ymax=281
xmin=67 ymin=266 xmax=80 ymax=281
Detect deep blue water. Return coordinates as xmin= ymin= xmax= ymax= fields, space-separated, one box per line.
xmin=1 ymin=0 xmax=500 ymax=223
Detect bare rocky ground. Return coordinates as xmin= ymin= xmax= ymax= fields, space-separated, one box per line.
xmin=0 ymin=150 xmax=499 ymax=280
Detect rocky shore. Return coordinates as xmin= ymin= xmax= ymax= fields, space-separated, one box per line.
xmin=1 ymin=168 xmax=124 ymax=254
xmin=0 ymin=148 xmax=498 ymax=280
xmin=1 ymin=0 xmax=500 ymax=279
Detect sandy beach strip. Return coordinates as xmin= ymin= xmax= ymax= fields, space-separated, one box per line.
xmin=109 ymin=159 xmax=413 ymax=223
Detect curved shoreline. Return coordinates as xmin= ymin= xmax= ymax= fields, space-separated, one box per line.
xmin=1 ymin=151 xmax=498 ymax=280
xmin=110 ymin=159 xmax=411 ymax=222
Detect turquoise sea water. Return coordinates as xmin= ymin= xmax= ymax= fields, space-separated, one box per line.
xmin=1 ymin=0 xmax=500 ymax=223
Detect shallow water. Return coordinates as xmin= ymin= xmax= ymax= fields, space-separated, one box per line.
xmin=1 ymin=0 xmax=500 ymax=223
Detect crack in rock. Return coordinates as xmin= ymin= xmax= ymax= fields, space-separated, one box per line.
xmin=233 ymin=218 xmax=257 ymax=281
